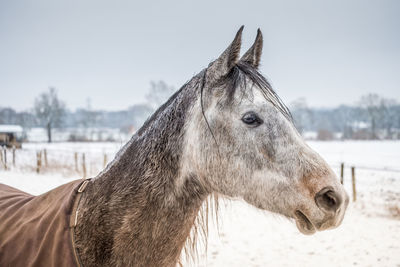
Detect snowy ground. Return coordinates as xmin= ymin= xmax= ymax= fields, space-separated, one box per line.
xmin=1 ymin=141 xmax=400 ymax=266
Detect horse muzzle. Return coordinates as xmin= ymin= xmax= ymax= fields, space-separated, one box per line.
xmin=294 ymin=187 xmax=349 ymax=235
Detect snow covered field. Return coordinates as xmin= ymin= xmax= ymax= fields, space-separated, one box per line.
xmin=1 ymin=141 xmax=399 ymax=266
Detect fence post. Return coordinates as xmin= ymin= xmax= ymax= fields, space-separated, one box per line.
xmin=12 ymin=146 xmax=16 ymax=166
xmin=351 ymin=166 xmax=356 ymax=202
xmin=82 ymin=153 xmax=87 ymax=178
xmin=0 ymin=148 xmax=3 ymax=169
xmin=43 ymin=149 xmax=48 ymax=167
xmin=36 ymin=151 xmax=42 ymax=174
xmin=103 ymin=154 xmax=107 ymax=169
xmin=340 ymin=163 xmax=344 ymax=184
xmin=3 ymin=147 xmax=7 ymax=170
xmin=74 ymin=152 xmax=78 ymax=172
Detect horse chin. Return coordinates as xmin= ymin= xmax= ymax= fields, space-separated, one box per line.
xmin=294 ymin=210 xmax=317 ymax=235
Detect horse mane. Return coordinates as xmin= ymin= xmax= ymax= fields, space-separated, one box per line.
xmin=97 ymin=59 xmax=293 ymax=265
xmin=227 ymin=62 xmax=293 ymax=122
xmin=180 ymin=193 xmax=220 ymax=265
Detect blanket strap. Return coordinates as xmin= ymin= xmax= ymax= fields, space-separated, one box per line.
xmin=70 ymin=179 xmax=90 ymax=267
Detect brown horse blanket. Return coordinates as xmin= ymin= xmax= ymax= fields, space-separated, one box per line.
xmin=0 ymin=179 xmax=86 ymax=267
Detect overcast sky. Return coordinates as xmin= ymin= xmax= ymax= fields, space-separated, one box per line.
xmin=1 ymin=0 xmax=399 ymax=111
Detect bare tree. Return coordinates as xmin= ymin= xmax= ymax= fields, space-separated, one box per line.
xmin=331 ymin=105 xmax=356 ymax=139
xmin=145 ymin=81 xmax=175 ymax=109
xmin=317 ymin=129 xmax=334 ymax=141
xmin=358 ymin=94 xmax=385 ymax=139
xmin=78 ymin=98 xmax=101 ymax=140
xmin=381 ymin=98 xmax=398 ymax=138
xmin=34 ymin=87 xmax=66 ymax=143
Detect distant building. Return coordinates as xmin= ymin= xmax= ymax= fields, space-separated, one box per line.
xmin=302 ymin=131 xmax=318 ymax=140
xmin=0 ymin=125 xmax=23 ymax=148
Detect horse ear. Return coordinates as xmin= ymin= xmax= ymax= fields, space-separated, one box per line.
xmin=206 ymin=26 xmax=244 ymax=85
xmin=240 ymin=29 xmax=263 ymax=69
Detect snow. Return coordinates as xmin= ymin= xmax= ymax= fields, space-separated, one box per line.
xmin=0 ymin=124 xmax=23 ymax=133
xmin=26 ymin=127 xmax=131 ymax=142
xmin=308 ymin=140 xmax=400 ymax=171
xmin=1 ymin=141 xmax=399 ymax=266
xmin=0 ymin=171 xmax=77 ymax=195
xmin=302 ymin=131 xmax=318 ymax=140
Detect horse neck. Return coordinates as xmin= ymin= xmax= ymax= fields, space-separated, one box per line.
xmin=74 ymin=74 xmax=209 ymax=266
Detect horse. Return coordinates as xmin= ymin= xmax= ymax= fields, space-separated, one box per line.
xmin=0 ymin=26 xmax=349 ymax=267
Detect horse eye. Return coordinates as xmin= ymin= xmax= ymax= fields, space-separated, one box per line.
xmin=241 ymin=112 xmax=263 ymax=127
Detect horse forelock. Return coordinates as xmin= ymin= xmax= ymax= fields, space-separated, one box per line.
xmin=225 ymin=62 xmax=293 ymax=122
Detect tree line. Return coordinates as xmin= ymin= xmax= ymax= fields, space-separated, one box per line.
xmin=0 ymin=81 xmax=174 ymax=142
xmin=291 ymin=94 xmax=400 ymax=140
xmin=1 ymin=84 xmax=399 ymax=142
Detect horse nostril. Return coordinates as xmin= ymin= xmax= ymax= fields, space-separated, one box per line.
xmin=315 ymin=187 xmax=342 ymax=213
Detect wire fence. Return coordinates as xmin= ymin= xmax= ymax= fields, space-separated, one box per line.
xmin=0 ymin=144 xmax=123 ymax=178
xmin=1 ymin=143 xmax=398 ymax=218
xmin=1 ymin=144 xmax=400 ymax=193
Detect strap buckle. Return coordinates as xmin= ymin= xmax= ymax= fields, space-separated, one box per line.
xmin=78 ymin=180 xmax=90 ymax=193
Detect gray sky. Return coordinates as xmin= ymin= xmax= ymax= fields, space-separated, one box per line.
xmin=1 ymin=0 xmax=399 ymax=111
